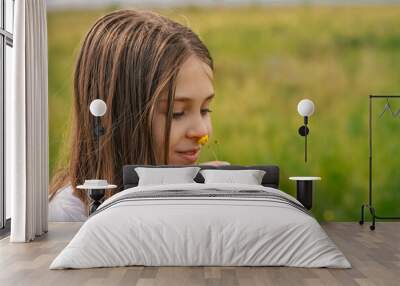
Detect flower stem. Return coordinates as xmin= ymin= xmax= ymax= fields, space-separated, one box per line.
xmin=210 ymin=147 xmax=218 ymax=161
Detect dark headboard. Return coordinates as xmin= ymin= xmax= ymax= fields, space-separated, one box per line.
xmin=123 ymin=165 xmax=280 ymax=190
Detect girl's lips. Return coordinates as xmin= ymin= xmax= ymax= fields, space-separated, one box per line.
xmin=177 ymin=149 xmax=200 ymax=162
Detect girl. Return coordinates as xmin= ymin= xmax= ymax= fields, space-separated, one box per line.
xmin=48 ymin=9 xmax=229 ymax=222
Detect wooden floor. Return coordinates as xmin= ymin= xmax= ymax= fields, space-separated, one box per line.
xmin=0 ymin=222 xmax=399 ymax=286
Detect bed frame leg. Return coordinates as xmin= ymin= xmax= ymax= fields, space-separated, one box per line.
xmin=359 ymin=204 xmax=365 ymax=225
xmin=370 ymin=206 xmax=376 ymax=231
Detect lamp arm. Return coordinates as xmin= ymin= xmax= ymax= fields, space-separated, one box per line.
xmin=305 ymin=128 xmax=307 ymax=162
xmin=94 ymin=117 xmax=106 ymax=179
xmin=304 ymin=116 xmax=308 ymax=163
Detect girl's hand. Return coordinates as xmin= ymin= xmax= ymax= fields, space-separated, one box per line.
xmin=199 ymin=160 xmax=230 ymax=167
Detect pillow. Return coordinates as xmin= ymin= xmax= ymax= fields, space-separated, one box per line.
xmin=135 ymin=167 xmax=201 ymax=186
xmin=200 ymin=169 xmax=266 ymax=185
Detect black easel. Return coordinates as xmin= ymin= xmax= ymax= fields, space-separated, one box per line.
xmin=359 ymin=95 xmax=400 ymax=230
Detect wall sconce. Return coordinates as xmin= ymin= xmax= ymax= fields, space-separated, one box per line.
xmin=90 ymin=99 xmax=107 ymax=167
xmin=77 ymin=99 xmax=116 ymax=215
xmin=297 ymin=99 xmax=315 ymax=163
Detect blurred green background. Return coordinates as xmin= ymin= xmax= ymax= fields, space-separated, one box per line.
xmin=48 ymin=5 xmax=400 ymax=221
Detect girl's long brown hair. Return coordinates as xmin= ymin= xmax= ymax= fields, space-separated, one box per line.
xmin=49 ymin=9 xmax=213 ymax=207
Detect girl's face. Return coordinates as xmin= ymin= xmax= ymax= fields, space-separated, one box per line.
xmin=152 ymin=55 xmax=214 ymax=165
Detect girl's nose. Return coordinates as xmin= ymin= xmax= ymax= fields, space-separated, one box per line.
xmin=187 ymin=115 xmax=208 ymax=140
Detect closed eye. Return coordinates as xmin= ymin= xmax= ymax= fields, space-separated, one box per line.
xmin=201 ymin=108 xmax=213 ymax=115
xmin=172 ymin=109 xmax=213 ymax=119
xmin=172 ymin=112 xmax=185 ymax=119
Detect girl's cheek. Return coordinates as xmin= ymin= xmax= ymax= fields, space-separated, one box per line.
xmin=169 ymin=121 xmax=183 ymax=145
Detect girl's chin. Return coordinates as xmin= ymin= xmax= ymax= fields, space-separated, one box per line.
xmin=171 ymin=158 xmax=198 ymax=165
xmin=171 ymin=152 xmax=199 ymax=165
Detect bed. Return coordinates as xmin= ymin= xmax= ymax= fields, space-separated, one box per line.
xmin=49 ymin=164 xmax=351 ymax=269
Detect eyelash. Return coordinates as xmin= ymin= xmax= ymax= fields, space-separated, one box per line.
xmin=172 ymin=109 xmax=213 ymax=119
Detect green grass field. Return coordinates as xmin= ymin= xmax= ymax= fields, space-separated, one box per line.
xmin=48 ymin=5 xmax=400 ymax=221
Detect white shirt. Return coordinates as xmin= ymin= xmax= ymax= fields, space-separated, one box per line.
xmin=48 ymin=185 xmax=88 ymax=222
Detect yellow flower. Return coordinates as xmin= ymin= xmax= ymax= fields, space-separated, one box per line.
xmin=198 ymin=135 xmax=221 ymax=161
xmin=198 ymin=134 xmax=209 ymax=145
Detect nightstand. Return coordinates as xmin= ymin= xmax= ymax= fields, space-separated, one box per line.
xmin=289 ymin=177 xmax=321 ymax=210
xmin=77 ymin=180 xmax=117 ymax=215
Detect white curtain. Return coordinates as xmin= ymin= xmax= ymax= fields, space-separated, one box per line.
xmin=7 ymin=0 xmax=49 ymax=242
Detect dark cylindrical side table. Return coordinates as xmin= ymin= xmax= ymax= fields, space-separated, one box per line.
xmin=88 ymin=189 xmax=106 ymax=214
xmin=289 ymin=177 xmax=321 ymax=210
xmin=77 ymin=180 xmax=117 ymax=215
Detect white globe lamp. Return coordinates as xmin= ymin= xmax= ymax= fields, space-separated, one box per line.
xmin=297 ymin=99 xmax=315 ymax=117
xmin=90 ymin=99 xmax=107 ymax=117
xmin=297 ymin=99 xmax=315 ymax=162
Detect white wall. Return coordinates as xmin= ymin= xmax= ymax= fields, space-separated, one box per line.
xmin=6 ymin=44 xmax=12 ymax=219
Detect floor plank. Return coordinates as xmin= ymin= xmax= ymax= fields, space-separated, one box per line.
xmin=0 ymin=222 xmax=399 ymax=286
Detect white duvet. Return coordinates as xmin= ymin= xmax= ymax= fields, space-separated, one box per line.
xmin=50 ymin=183 xmax=351 ymax=269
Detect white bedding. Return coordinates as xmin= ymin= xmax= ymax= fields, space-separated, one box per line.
xmin=49 ymin=183 xmax=351 ymax=269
